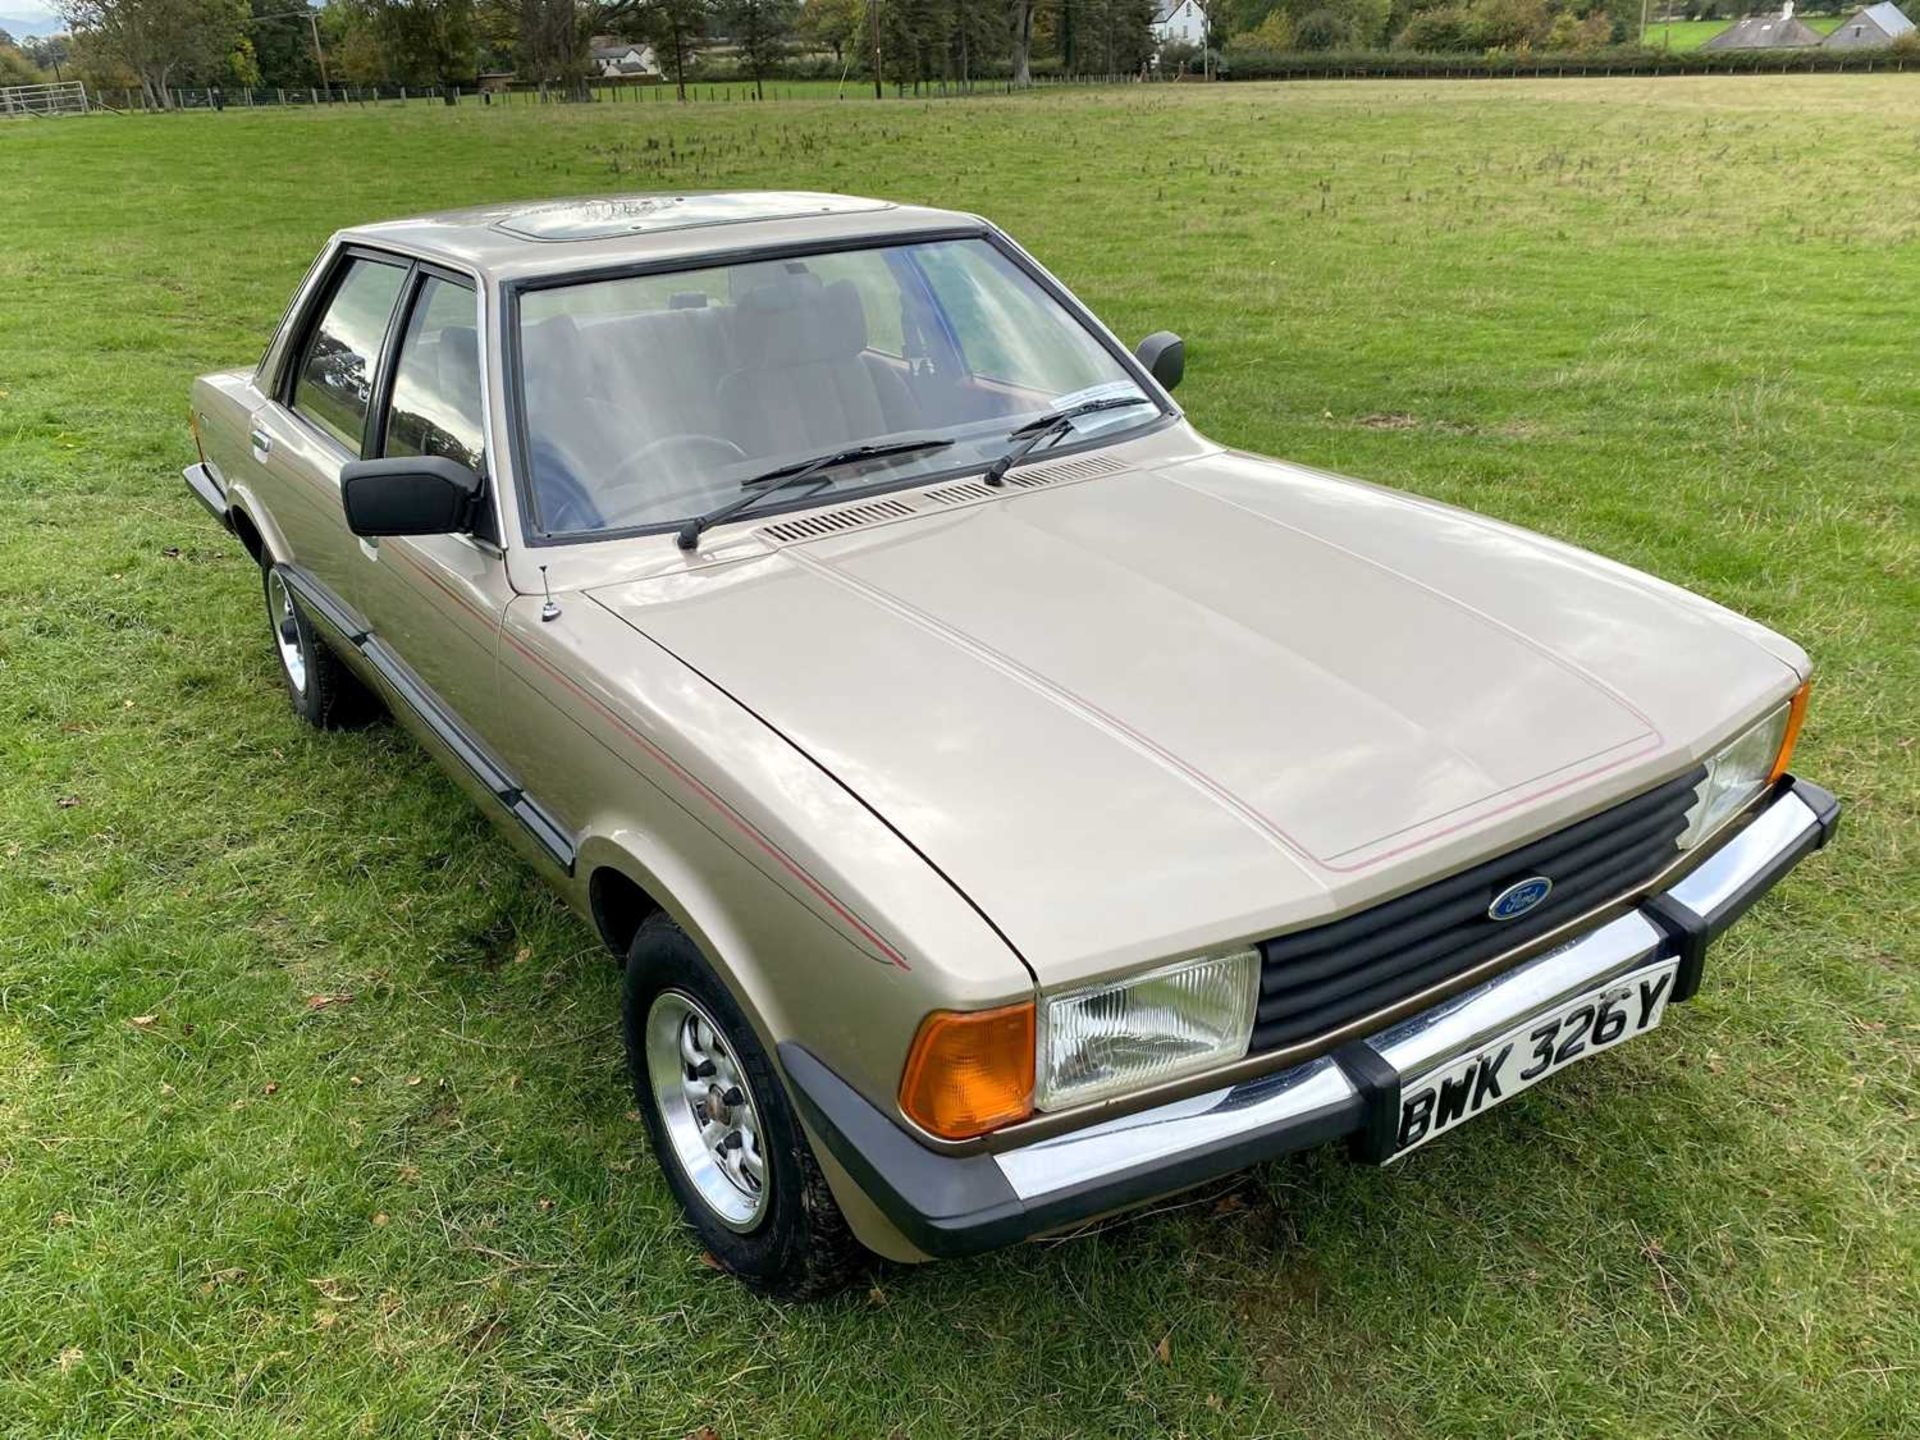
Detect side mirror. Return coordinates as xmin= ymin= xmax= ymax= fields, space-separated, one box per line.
xmin=1135 ymin=331 xmax=1185 ymax=392
xmin=340 ymin=456 xmax=482 ymax=537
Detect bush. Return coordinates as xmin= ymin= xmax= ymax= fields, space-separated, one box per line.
xmin=1394 ymin=6 xmax=1477 ymax=49
xmin=1218 ymin=41 xmax=1911 ymax=76
xmin=1295 ymin=6 xmax=1358 ymax=47
xmin=1158 ymin=37 xmax=1206 ymax=69
xmin=1235 ymin=11 xmax=1296 ymax=49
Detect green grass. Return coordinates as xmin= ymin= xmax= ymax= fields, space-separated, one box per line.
xmin=1644 ymin=15 xmax=1844 ymax=50
xmin=1 ymin=78 xmax=1915 ymax=1438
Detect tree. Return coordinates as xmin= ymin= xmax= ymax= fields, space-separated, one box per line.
xmin=243 ymin=0 xmax=321 ymax=90
xmin=714 ymin=0 xmax=793 ymax=96
xmin=58 ymin=0 xmax=246 ymax=106
xmin=498 ymin=0 xmax=590 ymax=94
xmin=795 ymin=0 xmax=863 ymax=66
xmin=632 ymin=0 xmax=706 ymax=98
xmin=1006 ymin=0 xmax=1032 ymax=82
xmin=338 ymin=0 xmax=477 ymax=98
xmin=1 ymin=34 xmax=46 ymax=83
xmin=25 ymin=31 xmax=75 ymax=79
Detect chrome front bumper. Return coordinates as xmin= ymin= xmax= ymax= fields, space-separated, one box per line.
xmin=781 ymin=777 xmax=1839 ymax=1259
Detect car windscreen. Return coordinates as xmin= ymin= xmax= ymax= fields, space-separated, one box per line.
xmin=512 ymin=237 xmax=1154 ymax=539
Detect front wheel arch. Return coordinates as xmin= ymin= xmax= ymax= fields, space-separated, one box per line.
xmin=589 ymin=864 xmax=661 ymax=962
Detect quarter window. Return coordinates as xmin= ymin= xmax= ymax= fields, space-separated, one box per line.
xmin=291 ymin=257 xmax=407 ymax=451
xmin=383 ymin=276 xmax=485 ymax=473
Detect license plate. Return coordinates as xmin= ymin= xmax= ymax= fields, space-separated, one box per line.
xmin=1388 ymin=959 xmax=1679 ymax=1160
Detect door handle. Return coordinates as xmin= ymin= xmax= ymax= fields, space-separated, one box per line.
xmin=250 ymin=428 xmax=273 ymax=460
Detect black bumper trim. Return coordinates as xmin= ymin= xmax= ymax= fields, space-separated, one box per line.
xmin=182 ymin=463 xmax=231 ymax=530
xmin=783 ymin=777 xmax=1839 ymax=1260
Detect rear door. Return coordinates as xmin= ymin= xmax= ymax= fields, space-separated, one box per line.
xmin=250 ymin=250 xmax=410 ymax=610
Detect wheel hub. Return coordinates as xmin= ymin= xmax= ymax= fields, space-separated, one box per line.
xmin=643 ymin=990 xmax=770 ymax=1232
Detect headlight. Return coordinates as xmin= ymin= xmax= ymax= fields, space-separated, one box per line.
xmin=1037 ymin=948 xmax=1260 ymax=1110
xmin=1677 ymin=684 xmax=1808 ymax=849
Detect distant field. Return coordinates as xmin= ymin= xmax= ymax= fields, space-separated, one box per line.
xmin=1646 ymin=14 xmax=1845 ymax=49
xmin=2 ymin=78 xmax=1915 ymax=1438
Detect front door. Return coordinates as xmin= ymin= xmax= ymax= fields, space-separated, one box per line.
xmin=262 ymin=252 xmax=411 ymax=608
xmin=350 ymin=268 xmax=513 ymax=740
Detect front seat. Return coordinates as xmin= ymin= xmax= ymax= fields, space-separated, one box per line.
xmin=718 ymin=274 xmax=920 ymax=457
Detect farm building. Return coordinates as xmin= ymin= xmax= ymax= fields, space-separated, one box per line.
xmin=1822 ymin=1 xmax=1915 ymax=45
xmin=1702 ymin=2 xmax=1824 ymax=48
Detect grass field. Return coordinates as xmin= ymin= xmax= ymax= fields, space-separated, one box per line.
xmin=1645 ymin=14 xmax=1844 ymax=49
xmin=2 ymin=77 xmax=1916 ymax=1438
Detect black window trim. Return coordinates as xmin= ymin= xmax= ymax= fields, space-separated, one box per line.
xmin=499 ymin=224 xmax=1178 ymax=549
xmin=369 ymin=262 xmax=500 ymax=546
xmin=275 ymin=243 xmax=505 ymax=549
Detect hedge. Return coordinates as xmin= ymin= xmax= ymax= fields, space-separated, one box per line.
xmin=1217 ymin=44 xmax=1914 ymax=79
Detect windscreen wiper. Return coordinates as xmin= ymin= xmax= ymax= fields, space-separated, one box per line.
xmin=981 ymin=395 xmax=1157 ymax=488
xmin=675 ymin=437 xmax=954 ymax=551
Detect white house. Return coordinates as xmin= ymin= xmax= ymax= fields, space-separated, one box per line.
xmin=590 ymin=42 xmax=658 ymax=78
xmin=1151 ymin=0 xmax=1208 ymax=51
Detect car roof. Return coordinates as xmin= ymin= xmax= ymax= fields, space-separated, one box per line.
xmin=337 ymin=191 xmax=986 ymax=283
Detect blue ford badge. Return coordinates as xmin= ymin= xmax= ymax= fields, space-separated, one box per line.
xmin=1489 ymin=876 xmax=1553 ymax=922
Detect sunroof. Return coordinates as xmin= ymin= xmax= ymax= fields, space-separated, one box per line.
xmin=493 ymin=193 xmax=893 ymax=243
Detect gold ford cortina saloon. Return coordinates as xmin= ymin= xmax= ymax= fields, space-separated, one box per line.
xmin=185 ymin=192 xmax=1839 ymax=1297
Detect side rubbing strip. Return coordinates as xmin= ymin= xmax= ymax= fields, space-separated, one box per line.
xmin=276 ymin=564 xmax=576 ymax=875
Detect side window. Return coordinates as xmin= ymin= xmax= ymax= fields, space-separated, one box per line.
xmin=290 ymin=257 xmax=407 ymax=451
xmin=912 ymin=241 xmax=1111 ymax=394
xmin=382 ymin=276 xmax=485 ymax=473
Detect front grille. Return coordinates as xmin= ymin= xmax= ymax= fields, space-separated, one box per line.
xmin=1253 ymin=765 xmax=1707 ymax=1052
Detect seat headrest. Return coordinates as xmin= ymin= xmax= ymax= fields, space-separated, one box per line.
xmin=734 ymin=276 xmax=868 ymax=368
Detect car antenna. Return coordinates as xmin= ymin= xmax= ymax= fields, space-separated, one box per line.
xmin=539 ymin=565 xmax=560 ymax=623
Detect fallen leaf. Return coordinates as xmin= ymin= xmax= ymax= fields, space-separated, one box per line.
xmin=129 ymin=1015 xmax=157 ymax=1029
xmin=371 ymin=1212 xmax=389 ymax=1228
xmin=866 ymin=1284 xmax=888 ymax=1307
xmin=406 ymin=1075 xmax=423 ymax=1087
xmin=397 ymin=1163 xmax=421 ymax=1183
xmin=263 ymin=1081 xmax=279 ymax=1096
xmin=306 ymin=992 xmax=354 ymax=1010
xmin=537 ymin=1196 xmax=555 ymax=1213
xmin=698 ymin=1251 xmax=724 ymax=1271
xmin=514 ymin=947 xmax=531 ymax=964
xmin=1153 ymin=1333 xmax=1172 ymax=1365
xmin=56 ymin=1347 xmax=84 ymax=1374
xmin=1206 ymin=1394 xmax=1223 ymax=1412
xmin=50 ymin=1212 xmax=74 ymax=1228
xmin=684 ymin=1428 xmax=721 ymax=1440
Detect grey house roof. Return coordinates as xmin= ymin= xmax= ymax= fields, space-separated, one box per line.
xmin=1822 ymin=1 xmax=1914 ymax=45
xmin=1701 ymin=11 xmax=1824 ymax=48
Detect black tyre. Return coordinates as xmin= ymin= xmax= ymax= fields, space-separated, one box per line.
xmin=622 ymin=912 xmax=869 ymax=1299
xmin=261 ymin=562 xmax=379 ymax=729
